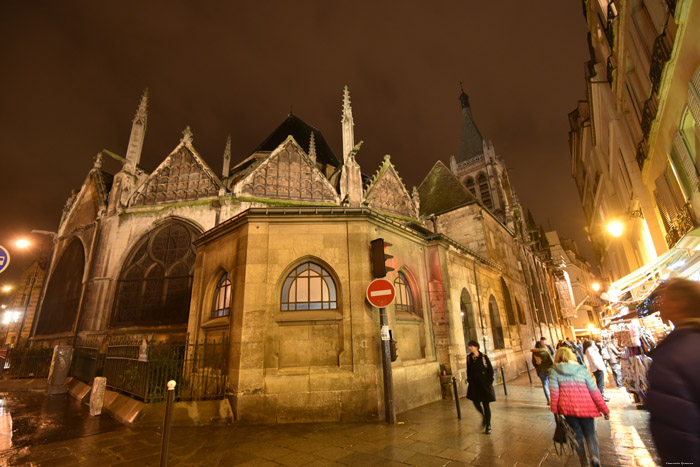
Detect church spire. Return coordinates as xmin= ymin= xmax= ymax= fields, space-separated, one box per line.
xmin=222 ymin=134 xmax=231 ymax=178
xmin=341 ymin=85 xmax=354 ymax=164
xmin=456 ymin=84 xmax=484 ymax=163
xmin=125 ymin=89 xmax=148 ymax=171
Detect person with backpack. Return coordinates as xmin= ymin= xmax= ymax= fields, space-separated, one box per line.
xmin=532 ymin=343 xmax=554 ymax=405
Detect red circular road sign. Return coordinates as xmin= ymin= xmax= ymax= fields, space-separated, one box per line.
xmin=366 ymin=278 xmax=396 ymax=308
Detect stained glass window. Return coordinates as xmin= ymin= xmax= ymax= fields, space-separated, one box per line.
xmin=113 ymin=221 xmax=197 ymax=326
xmin=212 ymin=273 xmax=231 ymax=318
xmin=280 ymin=262 xmax=337 ymax=311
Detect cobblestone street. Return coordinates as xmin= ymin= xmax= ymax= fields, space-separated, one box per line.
xmin=0 ymin=374 xmax=659 ymax=466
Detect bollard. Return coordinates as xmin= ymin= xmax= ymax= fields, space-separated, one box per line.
xmin=160 ymin=380 xmax=177 ymax=467
xmin=500 ymin=366 xmax=508 ymax=396
xmin=525 ymin=358 xmax=533 ymax=384
xmin=451 ymin=376 xmax=462 ymax=420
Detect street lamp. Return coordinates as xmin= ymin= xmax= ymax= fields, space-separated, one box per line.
xmin=591 ymin=282 xmax=601 ymax=292
xmin=15 ymin=239 xmax=30 ymax=249
xmin=1 ymin=285 xmax=12 ymax=293
xmin=607 ymin=221 xmax=624 ymax=238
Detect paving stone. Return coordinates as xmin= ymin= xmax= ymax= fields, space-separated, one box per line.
xmin=404 ymin=451 xmax=451 ymax=466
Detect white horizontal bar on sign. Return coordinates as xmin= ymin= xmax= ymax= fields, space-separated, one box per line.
xmin=370 ymin=290 xmax=392 ymax=297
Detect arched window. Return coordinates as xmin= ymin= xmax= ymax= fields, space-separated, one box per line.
xmin=460 ymin=289 xmax=478 ymax=347
xmin=394 ymin=272 xmax=415 ymax=312
xmin=36 ymin=239 xmax=85 ymax=335
xmin=500 ymin=278 xmax=517 ymax=325
xmin=112 ymin=220 xmax=198 ymax=327
xmin=281 ymin=262 xmax=337 ymax=311
xmin=516 ymin=299 xmax=526 ymax=325
xmin=465 ymin=177 xmax=476 ymax=196
xmin=477 ymin=173 xmax=493 ymax=209
xmin=212 ymin=273 xmax=231 ymax=318
xmin=488 ymin=295 xmax=505 ymax=350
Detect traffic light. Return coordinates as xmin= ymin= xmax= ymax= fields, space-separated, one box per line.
xmin=370 ymin=238 xmax=394 ymax=278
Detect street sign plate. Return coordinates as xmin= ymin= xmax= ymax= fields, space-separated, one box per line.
xmin=0 ymin=246 xmax=10 ymax=275
xmin=366 ymin=278 xmax=396 ymax=308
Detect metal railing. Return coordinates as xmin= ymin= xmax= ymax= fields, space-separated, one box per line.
xmin=103 ymin=335 xmax=228 ymax=403
xmin=607 ymin=56 xmax=615 ymax=85
xmin=1 ymin=345 xmax=53 ymax=379
xmin=642 ymin=98 xmax=658 ymax=140
xmin=71 ymin=337 xmax=103 ymax=384
xmin=650 ymin=32 xmax=672 ymax=95
xmin=636 ymin=140 xmax=649 ymax=169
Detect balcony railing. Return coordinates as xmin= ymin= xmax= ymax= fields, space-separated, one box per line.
xmin=605 ymin=2 xmax=617 ymax=48
xmin=665 ymin=204 xmax=697 ymax=248
xmin=642 ymin=97 xmax=658 ymax=140
xmin=636 ymin=140 xmax=649 ymax=170
xmin=666 ymin=0 xmax=676 ymax=16
xmin=650 ymin=32 xmax=672 ymax=95
xmin=607 ymin=56 xmax=615 ymax=85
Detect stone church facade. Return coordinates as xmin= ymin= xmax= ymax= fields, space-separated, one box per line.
xmin=29 ymin=87 xmax=567 ymax=422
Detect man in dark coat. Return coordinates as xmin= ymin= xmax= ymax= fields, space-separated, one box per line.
xmin=466 ymin=340 xmax=495 ymax=434
xmin=646 ymin=278 xmax=700 ymax=464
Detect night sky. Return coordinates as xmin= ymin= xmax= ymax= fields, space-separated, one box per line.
xmin=0 ymin=2 xmax=591 ymax=287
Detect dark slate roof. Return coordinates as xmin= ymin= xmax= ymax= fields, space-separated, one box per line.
xmin=456 ymin=91 xmax=484 ymax=163
xmin=252 ymin=114 xmax=340 ymax=167
xmin=100 ymin=170 xmax=114 ymax=193
xmin=417 ymin=160 xmax=476 ymax=216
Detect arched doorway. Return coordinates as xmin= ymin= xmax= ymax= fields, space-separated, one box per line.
xmin=36 ymin=238 xmax=85 ymax=335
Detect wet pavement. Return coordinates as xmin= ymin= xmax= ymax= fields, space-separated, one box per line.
xmin=0 ymin=391 xmax=124 ymax=451
xmin=0 ymin=373 xmax=660 ymax=466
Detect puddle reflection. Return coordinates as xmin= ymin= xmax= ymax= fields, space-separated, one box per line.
xmin=0 ymin=408 xmax=12 ymax=451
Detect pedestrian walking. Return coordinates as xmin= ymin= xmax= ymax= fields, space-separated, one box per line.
xmin=531 ymin=346 xmax=553 ymax=405
xmin=646 ymin=278 xmax=700 ymax=464
xmin=539 ymin=337 xmax=555 ymax=357
xmin=466 ymin=340 xmax=495 ymax=434
xmin=550 ymin=346 xmax=610 ymax=467
xmin=583 ymin=340 xmax=608 ymax=401
xmin=605 ymin=339 xmax=622 ymax=388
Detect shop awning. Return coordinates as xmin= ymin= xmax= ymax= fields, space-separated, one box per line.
xmin=607 ymin=248 xmax=686 ymax=301
xmin=607 ymin=227 xmax=700 ymax=303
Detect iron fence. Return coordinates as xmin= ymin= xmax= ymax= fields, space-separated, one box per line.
xmin=103 ymin=335 xmax=228 ymax=403
xmin=1 ymin=345 xmax=53 ymax=379
xmin=71 ymin=337 xmax=103 ymax=384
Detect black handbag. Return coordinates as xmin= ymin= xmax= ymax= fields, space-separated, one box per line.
xmin=552 ymin=412 xmax=578 ymax=455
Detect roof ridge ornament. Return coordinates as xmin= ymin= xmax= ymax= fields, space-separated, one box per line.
xmin=181 ymin=126 xmax=193 ymax=144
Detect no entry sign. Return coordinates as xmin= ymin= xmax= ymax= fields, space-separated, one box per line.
xmin=366 ymin=278 xmax=396 ymax=308
xmin=0 ymin=245 xmax=10 ymax=275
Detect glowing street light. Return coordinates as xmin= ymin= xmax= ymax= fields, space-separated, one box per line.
xmin=592 ymin=282 xmax=601 ymax=292
xmin=607 ymin=221 xmax=624 ymax=238
xmin=1 ymin=285 xmax=12 ymax=293
xmin=15 ymin=239 xmax=30 ymax=249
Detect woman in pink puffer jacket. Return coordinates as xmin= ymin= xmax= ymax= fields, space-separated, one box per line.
xmin=550 ymin=346 xmax=610 ymax=467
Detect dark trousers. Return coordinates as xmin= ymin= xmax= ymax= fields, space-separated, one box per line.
xmin=564 ymin=416 xmax=600 ymax=463
xmin=593 ymin=369 xmax=605 ymax=397
xmin=472 ymin=400 xmax=491 ymax=427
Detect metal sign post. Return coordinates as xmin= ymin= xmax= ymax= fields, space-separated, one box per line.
xmin=367 ymin=279 xmax=396 ymax=424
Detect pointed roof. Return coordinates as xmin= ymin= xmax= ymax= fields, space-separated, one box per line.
xmin=364 ymin=155 xmax=417 ymax=219
xmin=252 ymin=114 xmax=340 ymax=167
xmin=457 ymin=89 xmax=484 ymax=163
xmin=417 ymin=160 xmax=476 ymax=216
